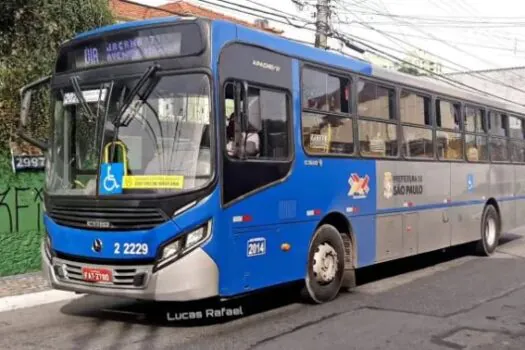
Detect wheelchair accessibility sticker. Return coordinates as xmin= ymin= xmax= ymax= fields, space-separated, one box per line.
xmin=99 ymin=163 xmax=185 ymax=195
xmin=123 ymin=175 xmax=184 ymax=189
xmin=99 ymin=163 xmax=124 ymax=195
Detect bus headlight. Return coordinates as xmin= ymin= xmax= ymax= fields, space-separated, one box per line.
xmin=154 ymin=220 xmax=212 ymax=271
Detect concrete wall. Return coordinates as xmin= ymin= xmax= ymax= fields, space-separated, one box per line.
xmin=0 ymin=155 xmax=44 ymax=277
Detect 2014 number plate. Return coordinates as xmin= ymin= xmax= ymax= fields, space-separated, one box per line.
xmin=247 ymin=237 xmax=266 ymax=257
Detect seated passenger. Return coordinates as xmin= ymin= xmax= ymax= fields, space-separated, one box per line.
xmin=226 ymin=114 xmax=260 ymax=157
xmin=467 ymin=146 xmax=479 ymax=161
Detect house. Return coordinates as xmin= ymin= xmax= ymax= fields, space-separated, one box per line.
xmin=108 ymin=0 xmax=283 ymax=34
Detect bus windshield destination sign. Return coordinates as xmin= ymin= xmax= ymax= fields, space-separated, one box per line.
xmin=56 ymin=24 xmax=203 ymax=72
xmin=78 ymin=31 xmax=181 ymax=68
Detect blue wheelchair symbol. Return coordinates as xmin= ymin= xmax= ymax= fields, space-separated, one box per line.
xmin=467 ymin=174 xmax=474 ymax=193
xmin=99 ymin=163 xmax=124 ymax=195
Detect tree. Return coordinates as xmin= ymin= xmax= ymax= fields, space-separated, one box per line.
xmin=0 ymin=0 xmax=114 ymax=150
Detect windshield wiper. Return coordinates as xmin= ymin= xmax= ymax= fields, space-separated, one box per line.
xmin=113 ymin=64 xmax=160 ymax=127
xmin=108 ymin=64 xmax=160 ymax=165
xmin=70 ymin=76 xmax=97 ymax=121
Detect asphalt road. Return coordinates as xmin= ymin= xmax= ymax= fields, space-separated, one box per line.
xmin=3 ymin=231 xmax=525 ymax=350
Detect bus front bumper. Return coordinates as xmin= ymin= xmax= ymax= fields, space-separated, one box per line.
xmin=41 ymin=243 xmax=219 ymax=301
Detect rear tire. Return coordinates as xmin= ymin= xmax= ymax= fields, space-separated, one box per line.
xmin=301 ymin=224 xmax=345 ymax=304
xmin=475 ymin=204 xmax=500 ymax=256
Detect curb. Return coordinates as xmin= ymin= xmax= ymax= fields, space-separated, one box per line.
xmin=0 ymin=271 xmax=43 ymax=282
xmin=0 ymin=289 xmax=84 ymax=313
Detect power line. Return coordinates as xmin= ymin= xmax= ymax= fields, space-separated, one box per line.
xmin=236 ymin=1 xmax=525 ymax=103
xmin=334 ymin=2 xmax=525 ymax=82
xmin=140 ymin=0 xmax=525 ymax=105
xmin=341 ymin=31 xmax=525 ymax=99
xmin=354 ymin=30 xmax=525 ymax=54
xmin=432 ymin=0 xmax=525 ymax=50
xmin=339 ymin=0 xmax=525 ymax=45
xmin=352 ymin=19 xmax=525 ymax=93
xmin=201 ymin=0 xmax=525 ymax=99
xmin=196 ymin=0 xmax=364 ymax=51
xmin=196 ymin=0 xmax=316 ymax=28
xmin=333 ymin=10 xmax=525 ymax=22
xmin=346 ymin=32 xmax=525 ymax=83
xmin=336 ymin=22 xmax=525 ymax=28
xmin=335 ymin=31 xmax=525 ymax=106
xmin=332 ymin=3 xmax=525 ymax=87
xmin=243 ymin=0 xmax=313 ymax=22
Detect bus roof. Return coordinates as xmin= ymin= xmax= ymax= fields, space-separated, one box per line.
xmin=372 ymin=66 xmax=525 ymax=116
xmin=71 ymin=16 xmax=373 ymax=76
xmin=71 ymin=16 xmax=525 ymax=115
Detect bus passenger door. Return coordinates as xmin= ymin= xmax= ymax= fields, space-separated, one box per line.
xmin=221 ymin=80 xmax=297 ymax=292
xmin=218 ymin=43 xmax=297 ymax=294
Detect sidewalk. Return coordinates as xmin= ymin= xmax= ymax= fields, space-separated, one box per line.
xmin=0 ymin=271 xmax=50 ymax=298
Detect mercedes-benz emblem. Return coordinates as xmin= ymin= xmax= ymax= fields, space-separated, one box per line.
xmin=92 ymin=239 xmax=103 ymax=253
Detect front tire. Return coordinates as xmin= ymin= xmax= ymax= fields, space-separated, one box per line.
xmin=475 ymin=204 xmax=500 ymax=256
xmin=301 ymin=224 xmax=345 ymax=304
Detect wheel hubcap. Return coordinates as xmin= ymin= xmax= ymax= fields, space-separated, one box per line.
xmin=312 ymin=243 xmax=339 ymax=284
xmin=486 ymin=217 xmax=496 ymax=246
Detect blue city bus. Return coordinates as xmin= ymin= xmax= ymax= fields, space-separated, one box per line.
xmin=18 ymin=16 xmax=525 ymax=304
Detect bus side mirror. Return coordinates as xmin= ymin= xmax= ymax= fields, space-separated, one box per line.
xmin=17 ymin=75 xmax=51 ymax=151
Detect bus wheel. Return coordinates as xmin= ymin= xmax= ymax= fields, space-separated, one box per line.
xmin=301 ymin=224 xmax=345 ymax=304
xmin=476 ymin=204 xmax=500 ymax=256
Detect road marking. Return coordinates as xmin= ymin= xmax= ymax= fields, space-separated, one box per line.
xmin=0 ymin=290 xmax=83 ymax=313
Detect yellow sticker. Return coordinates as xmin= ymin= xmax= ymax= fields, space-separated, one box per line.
xmin=122 ymin=175 xmax=184 ymax=189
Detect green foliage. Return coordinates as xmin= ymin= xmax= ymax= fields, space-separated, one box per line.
xmin=0 ymin=229 xmax=44 ymax=276
xmin=0 ymin=0 xmax=114 ymax=149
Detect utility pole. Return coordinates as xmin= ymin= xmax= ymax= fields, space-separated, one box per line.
xmin=314 ymin=0 xmax=330 ymax=49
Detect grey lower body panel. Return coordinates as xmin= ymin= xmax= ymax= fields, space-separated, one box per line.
xmin=375 ymin=205 xmax=485 ymax=263
xmin=42 ymin=243 xmax=219 ymax=301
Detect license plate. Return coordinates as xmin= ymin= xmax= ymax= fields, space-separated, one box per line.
xmin=82 ymin=267 xmax=113 ymax=283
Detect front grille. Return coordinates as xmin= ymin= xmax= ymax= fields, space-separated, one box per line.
xmin=54 ymin=258 xmax=150 ymax=289
xmin=47 ymin=205 xmax=168 ymax=231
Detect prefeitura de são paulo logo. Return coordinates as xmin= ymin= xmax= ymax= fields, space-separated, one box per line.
xmin=348 ymin=173 xmax=370 ymax=199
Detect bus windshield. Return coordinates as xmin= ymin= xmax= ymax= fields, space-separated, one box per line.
xmin=46 ymin=73 xmax=212 ymax=196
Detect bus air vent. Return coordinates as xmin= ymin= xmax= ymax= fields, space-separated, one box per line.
xmin=47 ymin=205 xmax=169 ymax=231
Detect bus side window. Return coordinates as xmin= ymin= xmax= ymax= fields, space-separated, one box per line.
xmin=358 ymin=81 xmax=397 ymax=158
xmin=224 ymin=82 xmax=289 ymax=160
xmin=247 ymin=87 xmax=289 ymax=159
xmin=436 ymin=99 xmax=463 ymax=161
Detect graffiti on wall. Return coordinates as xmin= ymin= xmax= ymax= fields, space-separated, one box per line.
xmin=0 ymin=156 xmax=45 ymax=277
xmin=0 ymin=187 xmax=44 ymax=233
xmin=0 ymin=118 xmax=47 ymax=276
